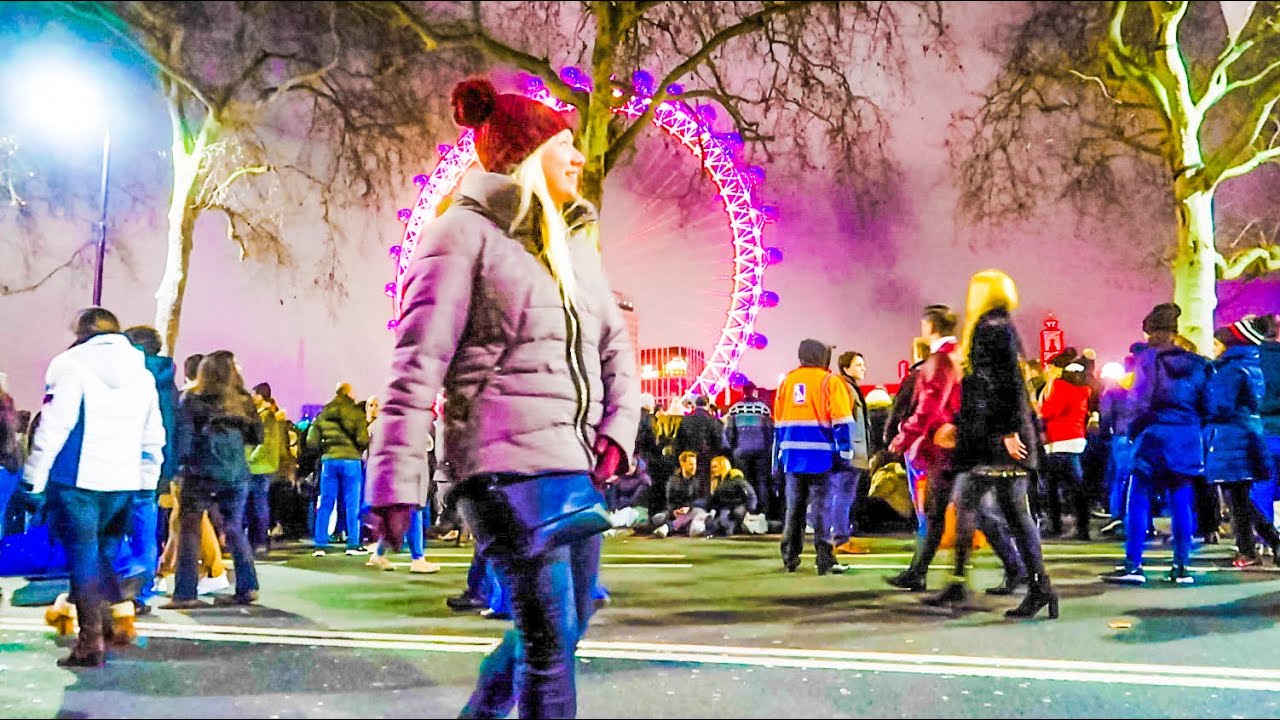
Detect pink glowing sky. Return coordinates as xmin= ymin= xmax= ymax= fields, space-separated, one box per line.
xmin=2 ymin=2 xmax=1277 ymax=415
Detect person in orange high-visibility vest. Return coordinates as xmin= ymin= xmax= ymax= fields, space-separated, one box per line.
xmin=774 ymin=339 xmax=856 ymax=575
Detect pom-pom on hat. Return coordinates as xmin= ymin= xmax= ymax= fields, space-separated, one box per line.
xmin=1142 ymin=303 xmax=1181 ymax=335
xmin=451 ymin=78 xmax=574 ymax=175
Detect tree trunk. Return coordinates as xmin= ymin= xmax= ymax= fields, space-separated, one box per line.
xmin=1170 ymin=187 xmax=1217 ymax=355
xmin=154 ymin=118 xmax=217 ymax=356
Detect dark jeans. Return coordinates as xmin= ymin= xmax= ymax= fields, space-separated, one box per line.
xmin=951 ymin=472 xmax=1048 ymax=585
xmin=128 ymin=490 xmax=159 ymax=603
xmin=46 ymin=483 xmax=131 ymax=649
xmin=781 ymin=471 xmax=834 ymax=566
xmin=246 ymin=473 xmax=274 ymax=550
xmin=826 ymin=468 xmax=865 ymax=545
xmin=1044 ymin=452 xmax=1089 ymax=538
xmin=902 ymin=467 xmax=1025 ymax=581
xmin=461 ymin=534 xmax=602 ymax=719
xmin=1126 ymin=469 xmax=1194 ymax=568
xmin=175 ymin=479 xmax=259 ymax=601
xmin=733 ymin=450 xmax=777 ymax=520
xmin=1225 ymin=482 xmax=1280 ymax=557
xmin=708 ymin=504 xmax=749 ymax=536
xmin=1193 ymin=476 xmax=1220 ymax=538
xmin=1106 ymin=437 xmax=1134 ymax=519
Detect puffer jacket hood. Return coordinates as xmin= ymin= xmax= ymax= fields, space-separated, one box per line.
xmin=798 ymin=339 xmax=831 ymax=368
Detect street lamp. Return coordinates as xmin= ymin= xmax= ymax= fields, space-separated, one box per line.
xmin=11 ymin=56 xmax=111 ymax=306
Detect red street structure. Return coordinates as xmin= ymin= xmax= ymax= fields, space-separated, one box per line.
xmin=1040 ymin=313 xmax=1066 ymax=363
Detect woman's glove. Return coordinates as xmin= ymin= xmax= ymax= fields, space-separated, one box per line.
xmin=591 ymin=435 xmax=625 ymax=489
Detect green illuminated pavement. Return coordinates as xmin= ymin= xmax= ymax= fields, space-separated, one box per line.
xmin=4 ymin=534 xmax=1280 ymax=718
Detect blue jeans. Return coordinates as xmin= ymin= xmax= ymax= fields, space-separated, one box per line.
xmin=246 ymin=473 xmax=273 ymax=551
xmin=46 ymin=483 xmax=131 ymax=647
xmin=0 ymin=467 xmax=20 ymax=540
xmin=314 ymin=459 xmax=364 ymax=549
xmin=176 ymin=480 xmax=259 ymax=600
xmin=781 ymin=471 xmax=834 ymax=564
xmin=1106 ymin=437 xmax=1134 ymax=519
xmin=128 ymin=490 xmax=159 ymax=603
xmin=826 ymin=468 xmax=864 ymax=544
xmin=904 ymin=457 xmax=927 ymax=539
xmin=1126 ymin=469 xmax=1194 ymax=569
xmin=377 ymin=507 xmax=429 ymax=560
xmin=461 ymin=533 xmax=602 ymax=719
xmin=465 ymin=549 xmax=490 ymax=599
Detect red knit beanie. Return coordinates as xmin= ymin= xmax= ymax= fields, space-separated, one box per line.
xmin=451 ymin=78 xmax=573 ymax=175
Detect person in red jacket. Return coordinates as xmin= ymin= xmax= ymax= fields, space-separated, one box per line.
xmin=885 ymin=305 xmax=1025 ymax=594
xmin=1039 ymin=353 xmax=1093 ymax=540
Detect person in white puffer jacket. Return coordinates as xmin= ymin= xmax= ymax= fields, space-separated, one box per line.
xmin=23 ymin=308 xmax=165 ymax=668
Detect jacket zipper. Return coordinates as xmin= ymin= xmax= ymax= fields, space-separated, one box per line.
xmin=562 ymin=286 xmax=593 ymax=462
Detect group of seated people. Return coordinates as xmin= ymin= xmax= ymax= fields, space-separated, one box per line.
xmin=604 ymin=452 xmax=764 ymax=538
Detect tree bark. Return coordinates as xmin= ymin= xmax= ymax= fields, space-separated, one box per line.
xmin=1171 ymin=187 xmax=1217 ymax=355
xmin=154 ymin=117 xmax=218 ymax=355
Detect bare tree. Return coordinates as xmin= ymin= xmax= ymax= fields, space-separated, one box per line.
xmin=353 ymin=1 xmax=950 ymax=211
xmin=15 ymin=1 xmax=468 ymax=352
xmin=952 ymin=1 xmax=1280 ymax=353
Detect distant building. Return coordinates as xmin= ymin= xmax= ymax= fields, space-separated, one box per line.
xmin=614 ymin=291 xmax=641 ymax=374
xmin=638 ymin=346 xmax=707 ymax=411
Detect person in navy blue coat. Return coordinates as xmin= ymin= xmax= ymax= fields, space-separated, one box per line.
xmin=1207 ymin=321 xmax=1278 ymax=567
xmin=1102 ymin=304 xmax=1211 ymax=586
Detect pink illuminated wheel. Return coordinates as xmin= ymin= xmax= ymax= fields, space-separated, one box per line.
xmin=387 ymin=71 xmax=781 ymax=400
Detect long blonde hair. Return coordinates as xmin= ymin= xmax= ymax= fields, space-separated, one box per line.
xmin=960 ymin=269 xmax=1020 ymax=359
xmin=510 ymin=144 xmax=579 ymax=307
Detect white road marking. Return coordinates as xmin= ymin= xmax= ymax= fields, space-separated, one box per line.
xmin=4 ymin=618 xmax=1278 ymax=691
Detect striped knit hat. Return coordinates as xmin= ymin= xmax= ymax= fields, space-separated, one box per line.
xmin=1229 ymin=318 xmax=1267 ymax=346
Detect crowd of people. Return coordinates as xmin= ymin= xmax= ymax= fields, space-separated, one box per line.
xmin=2 ymin=73 xmax=1279 ymax=719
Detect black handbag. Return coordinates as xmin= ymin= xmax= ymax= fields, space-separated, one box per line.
xmin=457 ymin=472 xmax=611 ymax=562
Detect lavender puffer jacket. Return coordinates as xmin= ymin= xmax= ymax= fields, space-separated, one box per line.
xmin=367 ymin=172 xmax=640 ymax=507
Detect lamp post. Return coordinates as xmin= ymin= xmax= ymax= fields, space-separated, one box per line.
xmin=92 ymin=127 xmax=110 ymax=306
xmin=11 ymin=54 xmax=112 ymax=306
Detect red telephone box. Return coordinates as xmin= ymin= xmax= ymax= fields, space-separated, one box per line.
xmin=1040 ymin=313 xmax=1066 ymax=363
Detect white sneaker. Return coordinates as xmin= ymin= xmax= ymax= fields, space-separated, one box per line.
xmin=312 ymin=549 xmax=327 ymax=557
xmin=654 ymin=524 xmax=670 ymax=538
xmin=345 ymin=548 xmax=371 ymax=556
xmin=367 ymin=554 xmax=395 ymax=571
xmin=197 ymin=573 xmax=231 ymax=596
xmin=409 ymin=558 xmax=441 ymax=574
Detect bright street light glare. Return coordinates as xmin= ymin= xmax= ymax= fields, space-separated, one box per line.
xmin=9 ymin=53 xmax=106 ymax=142
xmin=1100 ymin=361 xmax=1125 ymax=382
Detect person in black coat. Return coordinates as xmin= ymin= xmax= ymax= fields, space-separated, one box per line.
xmin=674 ymin=395 xmax=724 ymax=496
xmin=926 ymin=271 xmax=1056 ymax=620
xmin=162 ymin=350 xmax=263 ymax=609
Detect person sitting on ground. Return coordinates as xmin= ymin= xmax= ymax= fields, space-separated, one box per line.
xmin=605 ymin=457 xmax=653 ymax=534
xmin=704 ymin=455 xmax=758 ymax=537
xmin=651 ymin=451 xmax=708 ymax=538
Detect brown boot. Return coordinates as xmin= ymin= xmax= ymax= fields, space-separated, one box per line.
xmin=106 ymin=601 xmax=138 ymax=646
xmin=63 ymin=597 xmax=107 ymax=668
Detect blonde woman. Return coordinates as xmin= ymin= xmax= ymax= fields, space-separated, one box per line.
xmin=366 ymin=78 xmax=638 ymax=718
xmin=925 ymin=270 xmax=1057 ymax=619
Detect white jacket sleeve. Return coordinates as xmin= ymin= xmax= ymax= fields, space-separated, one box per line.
xmin=23 ymin=358 xmax=84 ymax=494
xmin=139 ymin=386 xmax=165 ymax=491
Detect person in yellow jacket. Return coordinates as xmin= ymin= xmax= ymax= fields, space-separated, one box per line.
xmin=774 ymin=339 xmax=856 ymax=575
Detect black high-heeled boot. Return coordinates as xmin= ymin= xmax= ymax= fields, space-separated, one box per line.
xmin=1004 ymin=575 xmax=1059 ymax=619
xmin=985 ymin=572 xmax=1028 ymax=596
xmin=921 ymin=580 xmax=968 ymax=610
